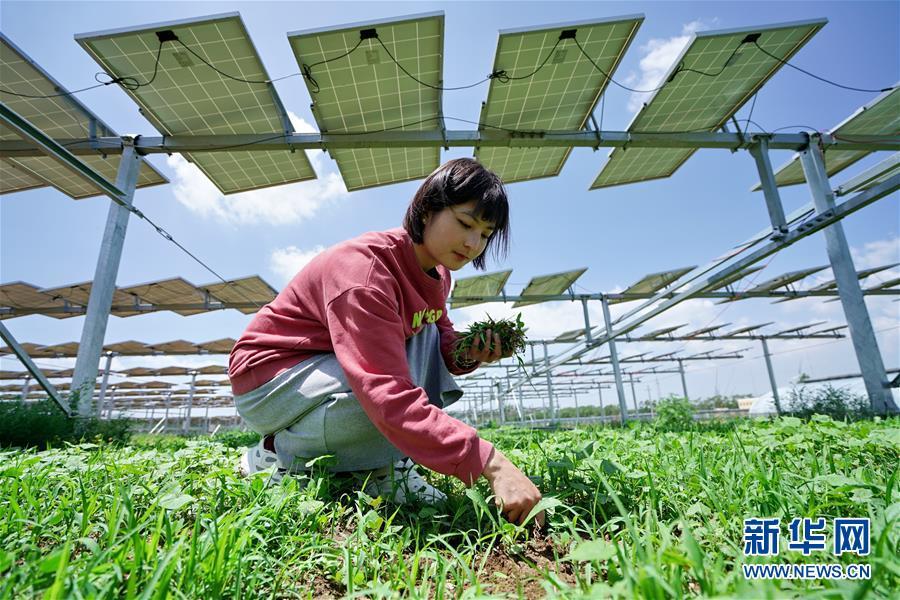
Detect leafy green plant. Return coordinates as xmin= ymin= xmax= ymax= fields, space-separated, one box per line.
xmin=654 ymin=396 xmax=694 ymax=431
xmin=453 ymin=313 xmax=528 ymax=366
xmin=0 ymin=400 xmax=131 ymax=448
xmin=786 ymin=384 xmax=872 ymax=420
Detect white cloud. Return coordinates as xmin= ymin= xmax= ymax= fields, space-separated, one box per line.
xmin=626 ymin=19 xmax=715 ymax=113
xmin=166 ymin=114 xmax=348 ymax=226
xmin=269 ymin=245 xmax=326 ymax=285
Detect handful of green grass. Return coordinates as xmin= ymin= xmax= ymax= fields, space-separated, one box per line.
xmin=453 ymin=313 xmax=528 ymax=364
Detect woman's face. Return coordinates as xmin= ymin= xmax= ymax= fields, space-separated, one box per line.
xmin=414 ymin=200 xmax=495 ymax=272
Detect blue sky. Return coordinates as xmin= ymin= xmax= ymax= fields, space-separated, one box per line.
xmin=1 ymin=0 xmax=898 ymax=410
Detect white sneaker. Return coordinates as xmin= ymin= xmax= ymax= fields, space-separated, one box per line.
xmin=237 ymin=439 xmax=286 ymax=484
xmin=364 ymin=458 xmax=448 ymax=505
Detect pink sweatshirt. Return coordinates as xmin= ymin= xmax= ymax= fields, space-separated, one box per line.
xmin=229 ymin=228 xmax=493 ymax=484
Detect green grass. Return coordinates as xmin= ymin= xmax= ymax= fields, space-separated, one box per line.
xmin=1 ymin=417 xmax=897 ymax=598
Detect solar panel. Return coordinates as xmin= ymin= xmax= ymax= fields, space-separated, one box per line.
xmin=513 ymin=268 xmax=587 ymax=307
xmin=196 ymin=364 xmax=228 ymax=375
xmin=288 ymin=12 xmax=444 ymax=190
xmin=475 ymin=15 xmax=643 ymax=182
xmin=835 ymin=152 xmax=900 ymax=196
xmin=705 ymin=264 xmax=766 ymax=292
xmin=723 ymin=322 xmax=772 ymax=336
xmin=623 ymin=266 xmax=694 ymax=295
xmin=117 ymin=277 xmax=207 ymax=316
xmin=761 ymin=86 xmax=900 ymax=189
xmin=0 ymin=32 xmax=167 ymax=199
xmin=592 ymin=19 xmax=826 ymax=189
xmin=156 ymin=366 xmax=190 ymax=376
xmin=77 ymin=13 xmax=315 ymax=194
xmin=866 ymin=276 xmax=900 ymax=291
xmin=39 ymin=280 xmax=143 ymax=317
xmin=103 ymin=340 xmax=153 ymax=354
xmin=197 ymin=338 xmax=236 ymax=354
xmin=119 ymin=367 xmax=156 ymax=377
xmin=201 ymin=276 xmax=277 ymax=313
xmin=39 ymin=342 xmax=79 ymax=356
xmin=682 ymin=323 xmax=731 ymax=338
xmin=554 ymin=328 xmax=586 ymax=342
xmin=449 ymin=270 xmax=512 ymax=308
xmin=149 ymin=340 xmax=200 ymax=354
xmin=638 ymin=324 xmax=686 ymax=339
xmin=773 ymin=321 xmax=827 ymax=336
xmin=0 ymin=282 xmax=76 ymax=319
xmin=744 ymin=266 xmax=827 ymax=293
xmin=0 ymin=342 xmax=49 ymax=357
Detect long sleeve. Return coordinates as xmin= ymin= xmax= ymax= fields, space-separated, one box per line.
xmin=325 ymin=286 xmax=492 ymax=484
xmin=436 ymin=308 xmax=480 ymax=376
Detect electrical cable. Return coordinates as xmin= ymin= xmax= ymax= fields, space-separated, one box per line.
xmin=751 ymin=40 xmax=895 ymax=94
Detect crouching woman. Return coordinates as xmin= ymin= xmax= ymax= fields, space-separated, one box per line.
xmin=228 ymin=158 xmax=543 ymax=526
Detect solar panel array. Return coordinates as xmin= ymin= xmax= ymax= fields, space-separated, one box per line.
xmin=0 ymin=275 xmax=275 ymax=319
xmin=762 ymin=86 xmax=900 ymax=189
xmin=76 ymin=13 xmax=316 ymax=194
xmin=592 ymin=19 xmax=827 ymax=189
xmin=0 ymin=33 xmax=167 ymax=199
xmin=475 ymin=15 xmax=643 ymax=182
xmin=288 ymin=12 xmax=444 ymax=190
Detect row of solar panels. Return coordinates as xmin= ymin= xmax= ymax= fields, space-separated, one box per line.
xmin=0 ymin=275 xmax=275 ymax=319
xmin=449 ymin=262 xmax=899 ymax=307
xmin=2 ymin=260 xmax=895 ymax=321
xmin=0 ymin=338 xmax=235 ymax=358
xmin=3 ymin=12 xmax=896 ymax=199
xmin=0 ymin=365 xmax=223 ymax=379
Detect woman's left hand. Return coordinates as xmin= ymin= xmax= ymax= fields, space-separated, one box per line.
xmin=464 ymin=329 xmax=512 ymax=365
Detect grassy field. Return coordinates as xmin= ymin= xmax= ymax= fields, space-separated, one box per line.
xmin=1 ymin=417 xmax=898 ymax=598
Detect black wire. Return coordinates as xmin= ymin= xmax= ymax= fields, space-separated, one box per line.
xmin=301 ymin=38 xmax=365 ymax=93
xmin=127 ymin=206 xmax=263 ymax=310
xmin=752 ymin=40 xmax=894 ymax=94
xmin=481 ymin=37 xmax=564 ymax=84
xmin=0 ymin=40 xmax=166 ymax=99
xmin=572 ymin=37 xmax=669 ymax=94
xmin=173 ymin=38 xmax=278 ymax=86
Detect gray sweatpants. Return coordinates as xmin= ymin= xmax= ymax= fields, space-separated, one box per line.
xmin=233 ymin=324 xmax=464 ymax=472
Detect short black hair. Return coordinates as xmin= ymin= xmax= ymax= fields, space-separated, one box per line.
xmin=403 ymin=158 xmax=509 ymax=270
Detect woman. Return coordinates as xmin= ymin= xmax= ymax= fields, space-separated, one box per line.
xmin=229 ymin=158 xmax=543 ymax=526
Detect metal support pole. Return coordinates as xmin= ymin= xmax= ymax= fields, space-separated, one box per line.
xmin=580 ymin=298 xmax=593 ymax=343
xmin=677 ymin=359 xmax=689 ymax=401
xmin=20 ymin=375 xmax=31 ymax=405
xmin=183 ymin=371 xmax=197 ymax=434
xmin=597 ymin=383 xmax=605 ymax=422
xmin=204 ymin=404 xmax=210 ymax=434
xmin=628 ymin=374 xmax=638 ymax=414
xmin=517 ymin=384 xmax=525 ymax=422
xmin=760 ymin=337 xmax=783 ymax=415
xmin=105 ymin=388 xmax=116 ymax=419
xmin=542 ymin=342 xmax=556 ymax=421
xmin=494 ymin=379 xmax=504 ymax=425
xmin=70 ymin=143 xmax=141 ymax=417
xmin=96 ymin=352 xmax=114 ymax=418
xmin=749 ymin=136 xmax=788 ymax=237
xmin=164 ymin=392 xmax=171 ymax=432
xmin=601 ymin=296 xmax=629 ymax=422
xmin=800 ymin=137 xmax=897 ymax=414
xmin=573 ymin=390 xmax=580 ymax=425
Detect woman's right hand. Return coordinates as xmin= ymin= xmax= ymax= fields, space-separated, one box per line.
xmin=481 ymin=448 xmax=544 ymax=527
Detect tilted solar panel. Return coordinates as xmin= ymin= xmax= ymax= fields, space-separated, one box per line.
xmin=476 ymin=15 xmax=643 ymax=183
xmin=513 ymin=268 xmax=587 ymax=307
xmin=760 ymin=86 xmax=900 ymax=189
xmin=77 ymin=13 xmax=315 ymax=194
xmin=289 ymin=12 xmax=444 ymax=190
xmin=592 ymin=19 xmax=827 ymax=189
xmin=0 ymin=32 xmax=167 ymax=198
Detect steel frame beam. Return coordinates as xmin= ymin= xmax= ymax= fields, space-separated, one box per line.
xmin=1 ymin=131 xmax=897 ymax=156
xmin=0 ymin=321 xmax=69 ymax=416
